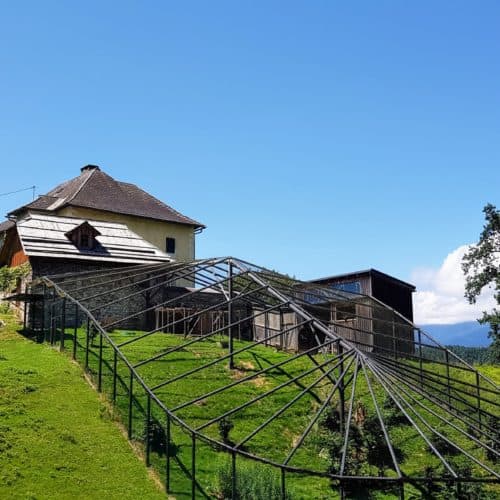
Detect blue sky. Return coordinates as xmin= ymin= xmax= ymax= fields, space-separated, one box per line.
xmin=1 ymin=2 xmax=498 ymax=322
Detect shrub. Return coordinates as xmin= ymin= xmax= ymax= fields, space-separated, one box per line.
xmin=213 ymin=458 xmax=292 ymax=500
xmin=0 ymin=263 xmax=31 ymax=293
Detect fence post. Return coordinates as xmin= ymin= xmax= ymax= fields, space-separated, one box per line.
xmin=418 ymin=329 xmax=423 ymax=387
xmin=445 ymin=350 xmax=451 ymax=408
xmin=281 ymin=468 xmax=286 ymax=499
xmin=112 ymin=350 xmax=118 ymax=403
xmin=476 ymin=372 xmax=482 ymax=430
xmin=49 ymin=298 xmax=55 ymax=345
xmin=338 ymin=340 xmax=345 ymax=433
xmin=85 ymin=318 xmax=90 ymax=371
xmin=73 ymin=304 xmax=79 ymax=360
xmin=191 ymin=433 xmax=196 ymax=499
xmin=60 ymin=297 xmax=66 ymax=350
xmin=128 ymin=371 xmax=134 ymax=439
xmin=146 ymin=395 xmax=151 ymax=467
xmin=231 ymin=451 xmax=236 ymax=500
xmin=40 ymin=286 xmax=45 ymax=341
xmin=165 ymin=414 xmax=171 ymax=492
xmin=98 ymin=329 xmax=103 ymax=392
xmin=23 ymin=285 xmax=28 ymax=330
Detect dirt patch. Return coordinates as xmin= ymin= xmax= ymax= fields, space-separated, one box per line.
xmin=238 ymin=360 xmax=255 ymax=370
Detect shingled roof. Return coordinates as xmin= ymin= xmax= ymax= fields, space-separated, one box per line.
xmin=0 ymin=220 xmax=15 ymax=233
xmin=15 ymin=213 xmax=172 ymax=264
xmin=9 ymin=165 xmax=204 ymax=228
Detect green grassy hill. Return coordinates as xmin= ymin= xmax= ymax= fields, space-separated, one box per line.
xmin=0 ymin=311 xmax=164 ymax=500
xmin=1 ymin=308 xmax=499 ymax=499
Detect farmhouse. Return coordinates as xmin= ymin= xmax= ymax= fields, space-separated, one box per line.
xmin=1 ymin=165 xmax=415 ymax=355
xmin=0 ymin=164 xmax=205 ymax=279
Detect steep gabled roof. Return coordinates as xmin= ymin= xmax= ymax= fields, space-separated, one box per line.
xmin=9 ymin=165 xmax=205 ymax=228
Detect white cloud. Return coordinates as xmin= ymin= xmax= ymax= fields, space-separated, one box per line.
xmin=411 ymin=245 xmax=496 ymax=325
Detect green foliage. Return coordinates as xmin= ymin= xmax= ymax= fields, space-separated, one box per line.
xmin=313 ymin=403 xmax=404 ymax=497
xmin=0 ymin=263 xmax=31 ymax=293
xmin=218 ymin=417 xmax=234 ymax=445
xmin=213 ymin=458 xmax=292 ymax=500
xmin=421 ymin=345 xmax=494 ymax=364
xmin=462 ymin=203 xmax=500 ymax=361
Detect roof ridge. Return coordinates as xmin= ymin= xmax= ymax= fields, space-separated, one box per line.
xmin=64 ymin=168 xmax=98 ymax=205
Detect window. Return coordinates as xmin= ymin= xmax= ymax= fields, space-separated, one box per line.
xmin=65 ymin=221 xmax=100 ymax=250
xmin=80 ymin=234 xmax=90 ymax=248
xmin=335 ymin=303 xmax=356 ymax=321
xmin=166 ymin=237 xmax=176 ymax=254
xmin=331 ymin=280 xmax=361 ymax=294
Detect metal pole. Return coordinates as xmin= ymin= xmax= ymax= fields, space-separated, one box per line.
xmin=165 ymin=414 xmax=171 ymax=492
xmin=23 ymin=285 xmax=27 ymax=330
xmin=281 ymin=468 xmax=286 ymax=500
xmin=128 ymin=371 xmax=134 ymax=439
xmin=49 ymin=299 xmax=54 ymax=345
xmin=85 ymin=318 xmax=90 ymax=370
xmin=60 ymin=297 xmax=66 ymax=350
xmin=98 ymin=330 xmax=103 ymax=392
xmin=72 ymin=304 xmax=79 ymax=360
xmin=418 ymin=329 xmax=423 ymax=387
xmin=112 ymin=350 xmax=118 ymax=403
xmin=445 ymin=350 xmax=451 ymax=408
xmin=476 ymin=372 xmax=482 ymax=430
xmin=191 ymin=433 xmax=196 ymax=499
xmin=231 ymin=451 xmax=236 ymax=500
xmin=264 ymin=310 xmax=269 ymax=347
xmin=146 ymin=395 xmax=151 ymax=467
xmin=338 ymin=341 xmax=345 ymax=433
xmin=40 ymin=287 xmax=45 ymax=341
xmin=392 ymin=315 xmax=397 ymax=359
xmin=228 ymin=260 xmax=234 ymax=369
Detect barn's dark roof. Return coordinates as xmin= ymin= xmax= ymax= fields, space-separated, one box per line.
xmin=310 ymin=268 xmax=416 ymax=291
xmin=0 ymin=220 xmax=15 ymax=233
xmin=9 ymin=165 xmax=205 ymax=229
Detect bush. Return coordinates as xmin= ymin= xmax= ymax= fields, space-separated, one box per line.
xmin=213 ymin=458 xmax=292 ymax=500
xmin=0 ymin=263 xmax=31 ymax=293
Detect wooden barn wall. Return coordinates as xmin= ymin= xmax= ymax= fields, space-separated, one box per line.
xmin=328 ymin=300 xmax=373 ymax=353
xmin=371 ymin=274 xmax=414 ymax=322
xmin=253 ymin=309 xmax=299 ymax=351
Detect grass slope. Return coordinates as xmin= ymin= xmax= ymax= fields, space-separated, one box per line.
xmin=0 ymin=312 xmax=164 ymax=500
xmin=74 ymin=326 xmax=500 ymax=499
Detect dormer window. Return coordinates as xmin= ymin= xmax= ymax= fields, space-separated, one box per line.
xmin=65 ymin=221 xmax=101 ymax=250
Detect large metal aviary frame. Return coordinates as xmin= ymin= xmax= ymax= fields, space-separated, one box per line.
xmin=25 ymin=257 xmax=499 ymax=498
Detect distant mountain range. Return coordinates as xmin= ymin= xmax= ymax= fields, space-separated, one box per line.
xmin=419 ymin=321 xmax=490 ymax=347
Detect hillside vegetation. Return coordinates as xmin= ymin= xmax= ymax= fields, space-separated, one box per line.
xmin=0 ymin=311 xmax=164 ymax=500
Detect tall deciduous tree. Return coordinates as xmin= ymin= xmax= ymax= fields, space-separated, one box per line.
xmin=462 ymin=204 xmax=500 ymax=362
